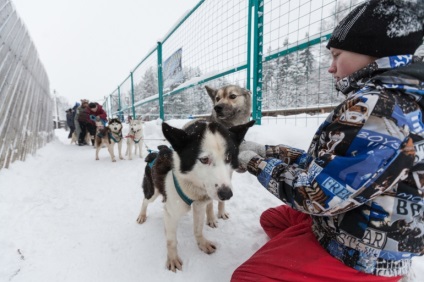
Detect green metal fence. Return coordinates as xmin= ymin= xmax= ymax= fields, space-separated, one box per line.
xmin=104 ymin=0 xmax=365 ymax=125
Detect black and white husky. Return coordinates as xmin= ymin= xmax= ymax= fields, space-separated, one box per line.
xmin=108 ymin=118 xmax=124 ymax=160
xmin=136 ymin=120 xmax=255 ymax=272
xmin=94 ymin=118 xmax=124 ymax=162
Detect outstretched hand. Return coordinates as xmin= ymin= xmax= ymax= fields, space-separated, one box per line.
xmin=236 ymin=150 xmax=259 ymax=173
xmin=239 ymin=140 xmax=266 ymax=157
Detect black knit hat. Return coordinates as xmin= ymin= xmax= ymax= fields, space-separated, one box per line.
xmin=327 ymin=0 xmax=424 ymax=58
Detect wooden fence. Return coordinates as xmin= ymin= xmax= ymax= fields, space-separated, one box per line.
xmin=0 ymin=0 xmax=53 ymax=170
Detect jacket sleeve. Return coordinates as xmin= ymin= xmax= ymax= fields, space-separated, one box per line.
xmin=245 ymin=92 xmax=415 ymax=216
xmin=97 ymin=105 xmax=107 ymax=121
xmin=84 ymin=108 xmax=95 ymax=125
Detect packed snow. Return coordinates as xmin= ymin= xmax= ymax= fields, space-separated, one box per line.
xmin=1 ymin=116 xmax=423 ymax=282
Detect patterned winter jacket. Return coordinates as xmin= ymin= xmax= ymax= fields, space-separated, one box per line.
xmin=245 ymin=55 xmax=424 ymax=277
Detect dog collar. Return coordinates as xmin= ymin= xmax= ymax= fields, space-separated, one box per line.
xmin=172 ymin=172 xmax=193 ymax=206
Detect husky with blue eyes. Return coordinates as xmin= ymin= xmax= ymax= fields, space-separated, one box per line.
xmin=136 ymin=119 xmax=254 ymax=272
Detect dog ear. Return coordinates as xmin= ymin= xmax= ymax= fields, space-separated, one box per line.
xmin=243 ymin=88 xmax=252 ymax=97
xmin=228 ymin=120 xmax=256 ymax=146
xmin=162 ymin=122 xmax=188 ymax=151
xmin=205 ymin=85 xmax=216 ymax=101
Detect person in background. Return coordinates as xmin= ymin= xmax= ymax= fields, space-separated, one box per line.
xmin=117 ymin=108 xmax=124 ymax=123
xmin=87 ymin=102 xmax=108 ymax=138
xmin=72 ymin=102 xmax=81 ymax=141
xmin=233 ymin=1 xmax=424 ymax=281
xmin=76 ymin=99 xmax=94 ymax=146
xmin=65 ymin=108 xmax=75 ymax=139
xmin=87 ymin=102 xmax=107 ymax=125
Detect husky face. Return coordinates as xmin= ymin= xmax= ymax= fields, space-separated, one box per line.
xmin=108 ymin=118 xmax=122 ymax=133
xmin=162 ymin=120 xmax=255 ymax=201
xmin=205 ymin=85 xmax=252 ymax=128
xmin=129 ymin=119 xmax=143 ymax=132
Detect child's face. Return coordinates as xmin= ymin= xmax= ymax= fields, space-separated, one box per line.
xmin=328 ymin=48 xmax=376 ymax=81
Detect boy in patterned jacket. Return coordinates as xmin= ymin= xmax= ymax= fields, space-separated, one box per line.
xmin=232 ymin=0 xmax=424 ymax=281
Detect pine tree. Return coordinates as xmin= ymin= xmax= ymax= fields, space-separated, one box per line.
xmin=273 ymin=38 xmax=293 ymax=109
xmin=262 ymin=47 xmax=277 ymax=110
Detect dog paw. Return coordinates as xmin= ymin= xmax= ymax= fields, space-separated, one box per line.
xmin=136 ymin=215 xmax=147 ymax=224
xmin=206 ymin=218 xmax=218 ymax=228
xmin=96 ymin=157 xmax=99 ymax=160
xmin=198 ymin=240 xmax=216 ymax=254
xmin=166 ymin=256 xmax=183 ymax=272
xmin=218 ymin=212 xmax=230 ymax=220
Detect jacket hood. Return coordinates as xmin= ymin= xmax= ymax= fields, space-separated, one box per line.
xmin=372 ymin=60 xmax=424 ymax=96
xmin=336 ymin=55 xmax=423 ymax=95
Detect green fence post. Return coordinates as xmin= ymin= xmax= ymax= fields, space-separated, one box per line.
xmin=157 ymin=41 xmax=164 ymax=121
xmin=247 ymin=0 xmax=253 ymax=91
xmin=130 ymin=72 xmax=135 ymax=118
xmin=117 ymin=86 xmax=121 ymax=113
xmin=251 ymin=0 xmax=264 ymax=125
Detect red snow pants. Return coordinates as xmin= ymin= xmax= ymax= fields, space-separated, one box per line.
xmin=231 ymin=205 xmax=402 ymax=282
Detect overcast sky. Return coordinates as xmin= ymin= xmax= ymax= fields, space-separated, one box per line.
xmin=12 ymin=0 xmax=200 ymax=105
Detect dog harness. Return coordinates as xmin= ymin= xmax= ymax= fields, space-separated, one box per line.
xmin=125 ymin=129 xmax=143 ymax=143
xmin=109 ymin=132 xmax=123 ymax=143
xmin=172 ymin=172 xmax=193 ymax=206
xmin=147 ymin=148 xmax=192 ymax=206
xmin=147 ymin=150 xmax=157 ymax=169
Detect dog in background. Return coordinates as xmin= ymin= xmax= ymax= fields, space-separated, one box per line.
xmin=205 ymin=84 xmax=252 ymax=128
xmin=136 ymin=120 xmax=255 ymax=272
xmin=94 ymin=118 xmax=116 ymax=162
xmin=126 ymin=119 xmax=144 ymax=160
xmin=71 ymin=131 xmax=91 ymax=145
xmin=108 ymin=118 xmax=124 ymax=160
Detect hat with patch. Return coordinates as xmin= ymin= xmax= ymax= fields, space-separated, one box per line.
xmin=327 ymin=0 xmax=424 ymax=58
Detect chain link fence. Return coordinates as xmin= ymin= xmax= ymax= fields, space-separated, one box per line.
xmin=104 ymin=0 xmax=368 ymax=125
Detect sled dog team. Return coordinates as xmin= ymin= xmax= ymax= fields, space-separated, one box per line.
xmin=86 ymin=117 xmax=144 ymax=162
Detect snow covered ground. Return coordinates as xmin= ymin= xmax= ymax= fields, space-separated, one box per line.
xmin=1 ymin=117 xmax=423 ymax=282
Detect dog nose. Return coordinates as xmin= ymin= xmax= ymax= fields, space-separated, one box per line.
xmin=217 ymin=186 xmax=233 ymax=201
xmin=214 ymin=105 xmax=223 ymax=114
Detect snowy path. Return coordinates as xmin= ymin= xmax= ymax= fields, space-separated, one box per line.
xmin=0 ymin=120 xmax=281 ymax=282
xmin=1 ymin=119 xmax=423 ymax=282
